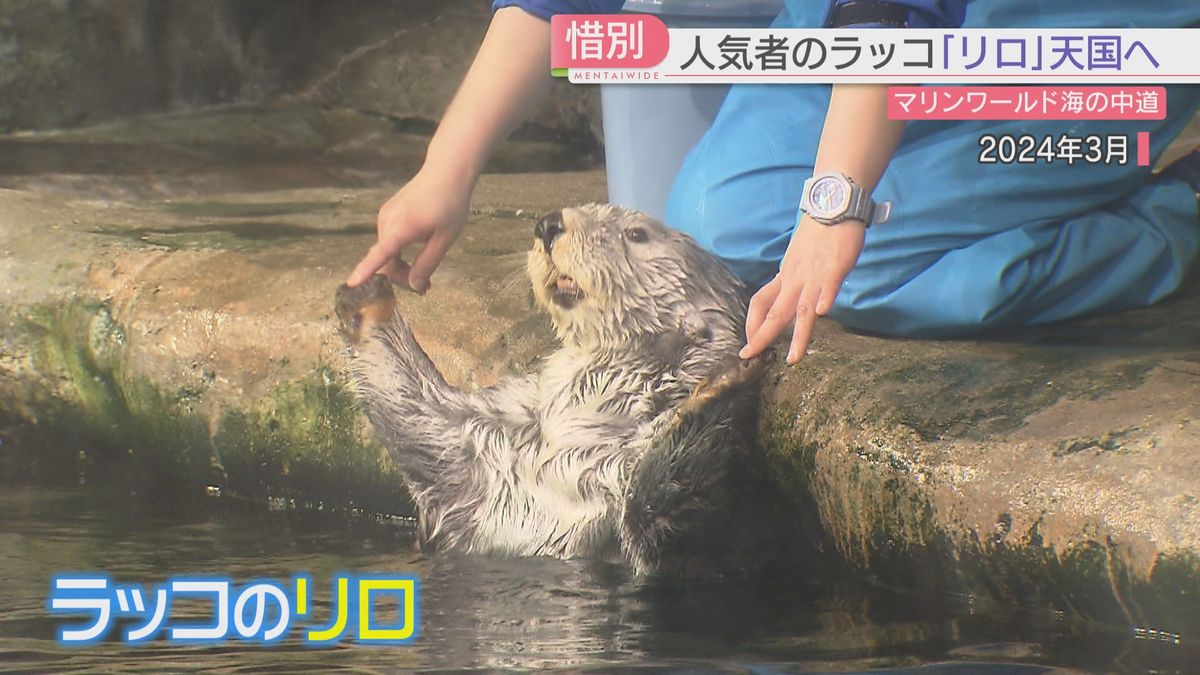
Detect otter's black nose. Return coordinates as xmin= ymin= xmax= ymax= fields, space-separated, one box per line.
xmin=534 ymin=211 xmax=564 ymax=251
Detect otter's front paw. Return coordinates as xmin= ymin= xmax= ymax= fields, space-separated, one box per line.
xmin=335 ymin=275 xmax=396 ymax=345
xmin=681 ymin=348 xmax=774 ymax=415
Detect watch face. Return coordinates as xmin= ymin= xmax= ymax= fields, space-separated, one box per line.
xmin=809 ymin=175 xmax=849 ymax=218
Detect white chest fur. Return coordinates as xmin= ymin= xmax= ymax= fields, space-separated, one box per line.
xmin=469 ymin=348 xmax=685 ymax=557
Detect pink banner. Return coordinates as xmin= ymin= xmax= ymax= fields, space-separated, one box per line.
xmin=550 ymin=14 xmax=669 ymax=70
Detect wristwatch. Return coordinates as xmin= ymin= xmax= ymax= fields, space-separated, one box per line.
xmin=799 ymin=171 xmax=892 ymax=226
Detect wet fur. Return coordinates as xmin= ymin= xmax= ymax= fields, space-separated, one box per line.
xmin=337 ymin=204 xmax=788 ymax=576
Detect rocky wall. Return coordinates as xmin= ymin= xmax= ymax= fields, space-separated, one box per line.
xmin=0 ymin=0 xmax=602 ymax=147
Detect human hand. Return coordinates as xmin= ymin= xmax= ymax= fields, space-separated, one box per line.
xmin=740 ymin=215 xmax=865 ymax=364
xmin=346 ymin=168 xmax=472 ymax=293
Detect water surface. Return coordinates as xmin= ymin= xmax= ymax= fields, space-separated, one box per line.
xmin=2 ymin=485 xmax=1190 ymax=673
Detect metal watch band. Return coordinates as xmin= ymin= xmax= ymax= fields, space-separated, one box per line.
xmin=849 ymin=188 xmax=870 ymax=224
xmin=868 ymin=198 xmax=892 ymax=226
xmin=851 ymin=187 xmax=889 ymax=226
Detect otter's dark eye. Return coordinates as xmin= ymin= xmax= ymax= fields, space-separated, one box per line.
xmin=624 ymin=227 xmax=649 ymax=244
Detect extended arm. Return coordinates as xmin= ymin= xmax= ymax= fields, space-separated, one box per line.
xmin=734 ymin=0 xmax=969 ymax=362
xmin=347 ymin=7 xmax=554 ymax=291
xmin=740 ymin=83 xmax=907 ymax=364
xmin=738 ymin=0 xmax=968 ymax=364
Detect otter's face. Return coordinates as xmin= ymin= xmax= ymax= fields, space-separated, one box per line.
xmin=526 ymin=204 xmax=744 ymax=350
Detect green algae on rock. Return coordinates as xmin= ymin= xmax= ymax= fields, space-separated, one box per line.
xmin=3 ymin=299 xmax=411 ymax=517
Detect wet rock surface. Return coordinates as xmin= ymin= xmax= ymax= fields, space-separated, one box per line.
xmin=758 ymin=283 xmax=1200 ymax=633
xmin=1 ymin=107 xmax=1198 ymax=636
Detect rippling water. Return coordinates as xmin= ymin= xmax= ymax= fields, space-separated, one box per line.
xmin=0 ymin=485 xmax=1188 ymax=673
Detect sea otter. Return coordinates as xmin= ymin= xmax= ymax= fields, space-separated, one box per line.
xmin=335 ymin=204 xmax=796 ymax=576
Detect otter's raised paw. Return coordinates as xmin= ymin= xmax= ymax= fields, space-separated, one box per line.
xmin=335 ymin=275 xmax=396 ymax=345
xmin=681 ymin=349 xmax=774 ymax=415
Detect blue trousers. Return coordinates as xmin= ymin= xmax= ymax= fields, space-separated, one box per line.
xmin=665 ymin=1 xmax=1200 ymax=337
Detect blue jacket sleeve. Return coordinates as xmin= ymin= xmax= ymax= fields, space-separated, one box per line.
xmin=492 ymin=0 xmax=625 ymax=21
xmin=824 ymin=0 xmax=966 ymax=28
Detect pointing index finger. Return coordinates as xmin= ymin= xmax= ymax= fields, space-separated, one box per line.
xmin=347 ymin=243 xmax=394 ymax=288
xmin=740 ymin=284 xmax=801 ymax=360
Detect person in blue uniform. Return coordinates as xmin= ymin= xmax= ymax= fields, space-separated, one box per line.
xmin=348 ymin=0 xmax=1200 ymax=365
